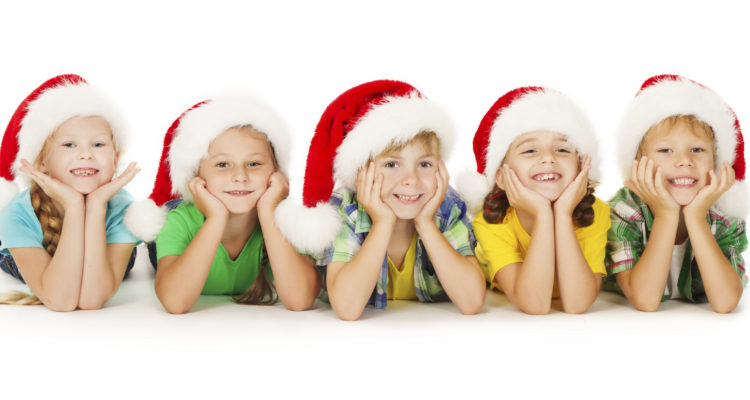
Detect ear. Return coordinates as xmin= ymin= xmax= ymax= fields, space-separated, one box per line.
xmin=494 ymin=166 xmax=506 ymax=191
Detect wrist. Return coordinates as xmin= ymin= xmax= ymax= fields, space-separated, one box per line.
xmin=414 ymin=215 xmax=436 ymax=232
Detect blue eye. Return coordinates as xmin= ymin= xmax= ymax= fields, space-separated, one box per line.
xmin=384 ymin=161 xmax=397 ymax=168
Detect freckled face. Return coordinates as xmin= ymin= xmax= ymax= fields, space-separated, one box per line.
xmin=197 ymin=127 xmax=276 ymax=215
xmin=639 ymin=122 xmax=715 ymax=205
xmin=496 ymin=130 xmax=579 ymax=201
xmin=372 ymin=141 xmax=439 ymax=220
xmin=38 ymin=116 xmax=118 ymax=194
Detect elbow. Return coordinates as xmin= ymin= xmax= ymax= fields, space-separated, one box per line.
xmin=162 ymin=302 xmax=191 ymax=315
xmin=282 ymin=296 xmax=316 ymax=312
xmin=455 ymin=292 xmax=485 ymax=316
xmin=78 ymin=298 xmax=106 ymax=311
xmin=45 ymin=299 xmax=78 ymax=312
xmin=709 ymin=297 xmax=740 ymax=314
xmin=631 ymin=297 xmax=660 ymax=312
xmin=518 ymin=304 xmax=550 ymax=315
xmin=562 ymin=301 xmax=593 ymax=315
xmin=331 ymin=300 xmax=364 ymax=321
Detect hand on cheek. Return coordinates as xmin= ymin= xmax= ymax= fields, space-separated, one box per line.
xmin=189 ymin=176 xmax=228 ymax=220
xmin=683 ymin=161 xmax=735 ymax=218
xmin=356 ymin=162 xmax=396 ymax=226
xmin=624 ymin=156 xmax=679 ymax=218
xmin=19 ymin=158 xmax=83 ymax=210
xmin=257 ymin=171 xmax=290 ymax=215
xmin=553 ymin=154 xmax=591 ymax=216
xmin=88 ymin=162 xmax=140 ymax=206
xmin=415 ymin=160 xmax=449 ymax=227
xmin=502 ymin=164 xmax=551 ymax=218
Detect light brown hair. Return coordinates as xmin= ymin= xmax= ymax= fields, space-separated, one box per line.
xmin=635 ymin=114 xmax=716 ymax=160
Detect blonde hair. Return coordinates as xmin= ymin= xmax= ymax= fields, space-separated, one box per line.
xmin=635 ymin=114 xmax=716 ymax=160
xmin=2 ymin=117 xmax=118 ymax=306
xmin=377 ymin=131 xmax=440 ymax=159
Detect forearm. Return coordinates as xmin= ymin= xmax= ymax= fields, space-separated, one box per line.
xmin=623 ymin=214 xmax=679 ymax=311
xmin=510 ymin=210 xmax=555 ymax=314
xmin=259 ymin=212 xmax=320 ymax=311
xmin=79 ymin=202 xmax=118 ymax=309
xmin=415 ymin=220 xmax=485 ymax=315
xmin=554 ymin=214 xmax=599 ymax=314
xmin=328 ymin=223 xmax=391 ymax=321
xmin=155 ymin=218 xmax=225 ymax=314
xmin=37 ymin=203 xmax=86 ymax=311
xmin=685 ymin=213 xmax=743 ymax=313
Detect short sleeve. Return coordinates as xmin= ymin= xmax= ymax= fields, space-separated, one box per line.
xmin=438 ymin=187 xmax=476 ymax=257
xmin=713 ymin=215 xmax=748 ymax=286
xmin=327 ymin=204 xmax=364 ymax=264
xmin=606 ymin=197 xmax=646 ymax=275
xmin=0 ymin=192 xmax=44 ymax=252
xmin=577 ymin=198 xmax=610 ymax=275
xmin=155 ymin=205 xmax=194 ymax=261
xmin=104 ymin=190 xmax=139 ymax=244
xmin=473 ymin=214 xmax=524 ymax=284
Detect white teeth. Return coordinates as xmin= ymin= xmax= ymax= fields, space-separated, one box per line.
xmin=533 ymin=173 xmax=558 ymax=181
xmin=396 ymin=194 xmax=419 ymax=201
xmin=670 ymin=178 xmax=696 ymax=185
xmin=71 ymin=169 xmax=96 ymax=176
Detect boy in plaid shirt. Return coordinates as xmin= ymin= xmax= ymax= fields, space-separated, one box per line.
xmin=605 ymin=75 xmax=748 ymax=313
xmin=276 ymin=80 xmax=485 ymax=321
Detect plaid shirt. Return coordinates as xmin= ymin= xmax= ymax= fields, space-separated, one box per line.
xmin=320 ymin=185 xmax=476 ymax=309
xmin=604 ymin=187 xmax=747 ymax=302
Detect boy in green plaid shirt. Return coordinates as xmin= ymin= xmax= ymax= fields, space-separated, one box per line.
xmin=276 ymin=80 xmax=485 ymax=321
xmin=605 ymin=75 xmax=747 ymax=313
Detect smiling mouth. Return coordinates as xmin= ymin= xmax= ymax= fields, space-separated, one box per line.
xmin=225 ymin=190 xmax=252 ymax=197
xmin=394 ymin=194 xmax=422 ymax=203
xmin=668 ymin=178 xmax=697 ymax=187
xmin=532 ymin=173 xmax=561 ymax=182
xmin=70 ymin=168 xmax=99 ymax=176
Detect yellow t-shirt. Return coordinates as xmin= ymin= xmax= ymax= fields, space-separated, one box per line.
xmin=473 ymin=197 xmax=610 ymax=291
xmin=386 ymin=233 xmax=418 ymax=300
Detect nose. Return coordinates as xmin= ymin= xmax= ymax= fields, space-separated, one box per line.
xmin=232 ymin=166 xmax=248 ymax=182
xmin=77 ymin=148 xmax=93 ymax=160
xmin=675 ymin=151 xmax=694 ymax=167
xmin=400 ymin=166 xmax=418 ymax=186
xmin=539 ymin=148 xmax=556 ymax=164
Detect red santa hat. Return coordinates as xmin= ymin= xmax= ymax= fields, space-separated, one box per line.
xmin=124 ymin=97 xmax=290 ymax=241
xmin=274 ymin=79 xmax=455 ymax=254
xmin=458 ymin=86 xmax=600 ymax=213
xmin=616 ymin=74 xmax=746 ymax=218
xmin=0 ymin=74 xmax=126 ymax=211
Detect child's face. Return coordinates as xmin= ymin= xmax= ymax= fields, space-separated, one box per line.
xmin=496 ymin=130 xmax=579 ymax=201
xmin=372 ymin=140 xmax=439 ymax=220
xmin=38 ymin=116 xmax=118 ymax=195
xmin=197 ymin=127 xmax=276 ymax=215
xmin=638 ymin=120 xmax=715 ymax=205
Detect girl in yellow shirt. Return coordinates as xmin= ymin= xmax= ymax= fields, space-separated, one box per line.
xmin=460 ymin=87 xmax=610 ymax=314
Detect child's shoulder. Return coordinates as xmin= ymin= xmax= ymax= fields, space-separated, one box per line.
xmin=0 ymin=189 xmax=34 ymax=220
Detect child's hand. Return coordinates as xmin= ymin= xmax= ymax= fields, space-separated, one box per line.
xmin=553 ymin=155 xmax=591 ymax=216
xmin=188 ymin=176 xmax=228 ymax=221
xmin=19 ymin=158 xmax=83 ymax=210
xmin=683 ymin=161 xmax=735 ymax=218
xmin=257 ymin=171 xmax=290 ymax=215
xmin=356 ymin=162 xmax=396 ymax=227
xmin=624 ymin=156 xmax=679 ymax=218
xmin=502 ymin=164 xmax=551 ymax=218
xmin=87 ymin=162 xmax=140 ymax=206
xmin=415 ymin=160 xmax=449 ymax=229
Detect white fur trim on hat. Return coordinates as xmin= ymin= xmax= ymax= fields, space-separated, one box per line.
xmin=333 ymin=93 xmax=455 ymax=191
xmin=274 ymin=197 xmax=342 ymax=256
xmin=456 ymin=169 xmax=494 ymax=215
xmin=715 ymin=180 xmax=749 ymax=220
xmin=616 ymin=76 xmax=738 ymax=180
xmin=13 ymin=82 xmax=125 ymax=188
xmin=124 ymin=199 xmax=168 ymax=242
xmin=169 ymin=97 xmax=290 ymax=203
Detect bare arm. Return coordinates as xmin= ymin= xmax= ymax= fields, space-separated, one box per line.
xmin=327 ymin=163 xmax=396 ymax=321
xmin=493 ymin=165 xmax=555 ymax=315
xmin=154 ymin=177 xmax=228 ymax=314
xmin=257 ymin=172 xmax=320 ymax=311
xmin=79 ymin=163 xmax=139 ymax=309
xmin=683 ymin=163 xmax=742 ymax=313
xmin=617 ymin=157 xmax=681 ymax=311
xmin=552 ymin=155 xmax=601 ymax=314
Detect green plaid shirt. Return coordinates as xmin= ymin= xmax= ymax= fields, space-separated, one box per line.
xmin=320 ymin=186 xmax=476 ymax=309
xmin=604 ymin=187 xmax=747 ymax=302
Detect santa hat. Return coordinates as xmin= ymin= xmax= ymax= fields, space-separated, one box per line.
xmin=275 ymin=79 xmax=455 ymax=254
xmin=124 ymin=97 xmax=290 ymax=241
xmin=0 ymin=74 xmax=125 ymax=210
xmin=458 ymin=86 xmax=600 ymax=213
xmin=617 ymin=74 xmax=747 ymax=218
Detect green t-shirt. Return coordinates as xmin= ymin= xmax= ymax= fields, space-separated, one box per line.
xmin=155 ymin=202 xmax=269 ymax=295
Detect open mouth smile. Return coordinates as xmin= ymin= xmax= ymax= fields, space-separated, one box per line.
xmin=394 ymin=194 xmax=422 ymax=204
xmin=667 ymin=177 xmax=697 ymax=188
xmin=532 ymin=172 xmax=561 ymax=182
xmin=225 ymin=190 xmax=253 ymax=197
xmin=70 ymin=168 xmax=99 ymax=176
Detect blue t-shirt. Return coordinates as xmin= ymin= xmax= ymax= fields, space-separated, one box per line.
xmin=0 ymin=189 xmax=139 ymax=256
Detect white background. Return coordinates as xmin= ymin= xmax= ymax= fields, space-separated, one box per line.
xmin=0 ymin=0 xmax=748 ymax=398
